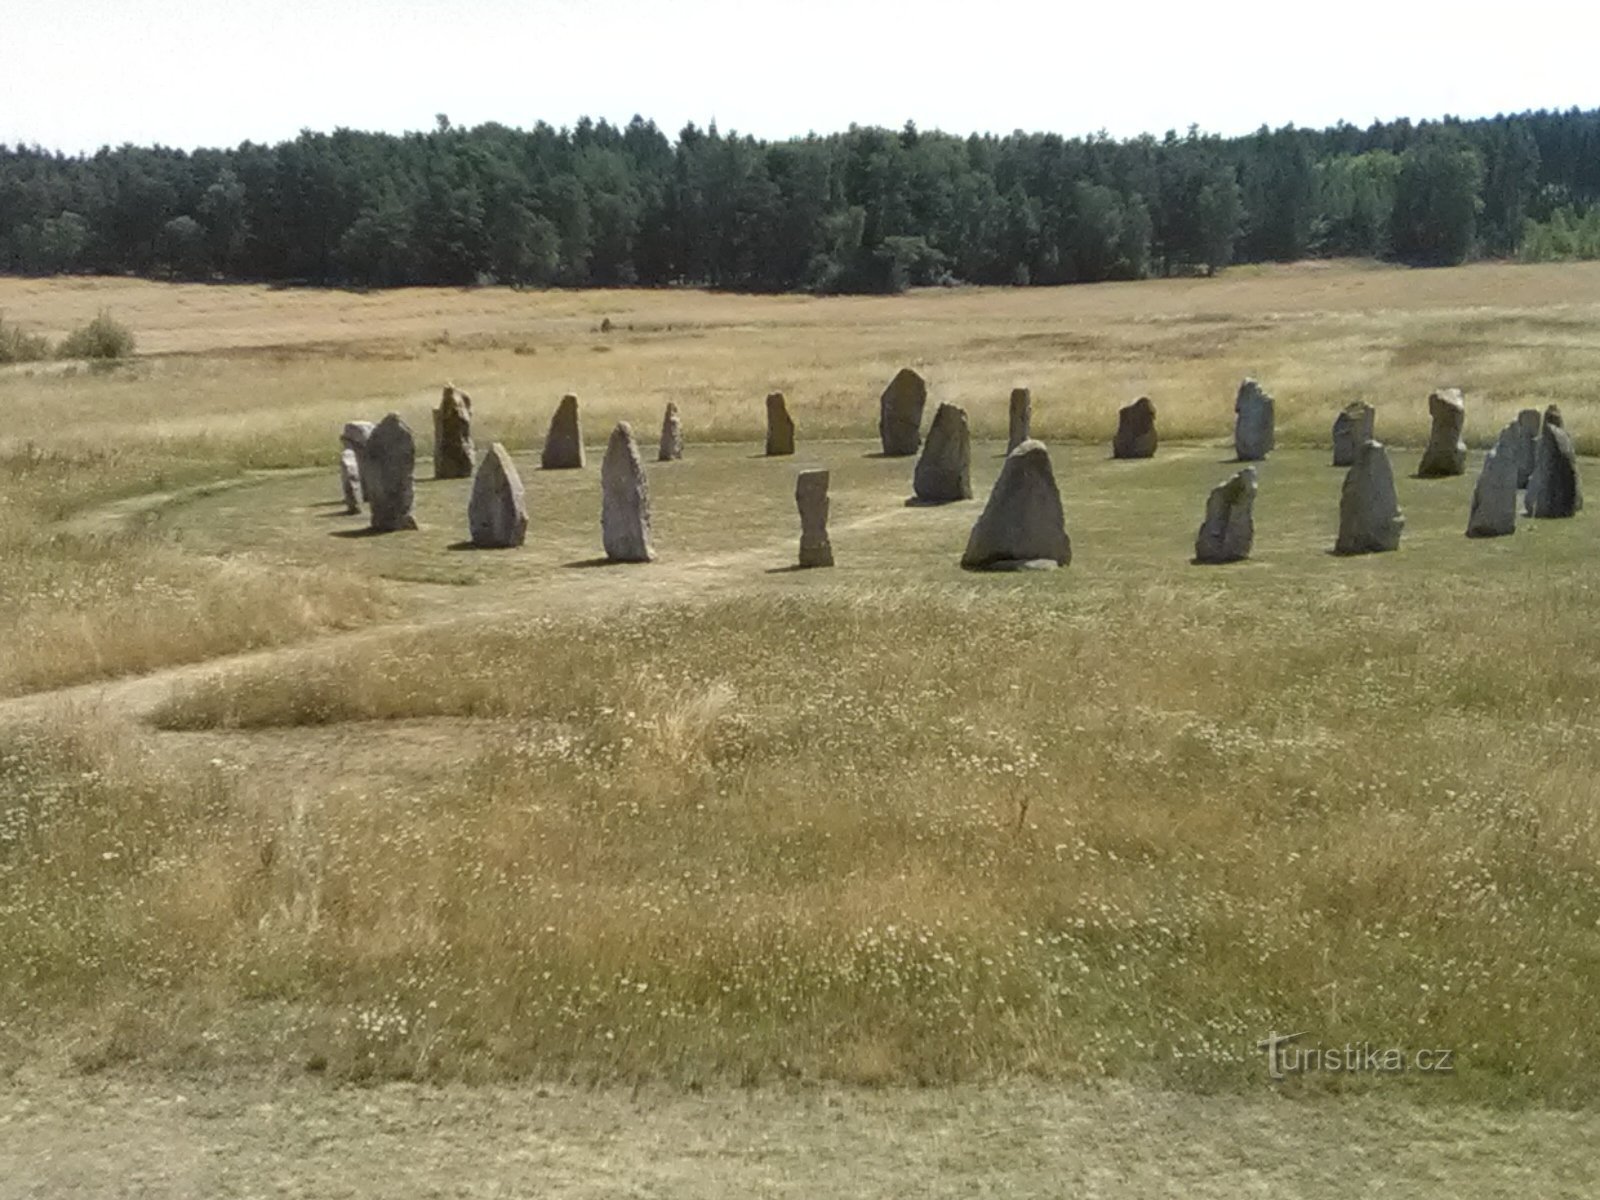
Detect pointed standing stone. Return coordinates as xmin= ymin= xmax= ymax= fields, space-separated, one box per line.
xmin=339 ymin=448 xmax=362 ymax=514
xmin=341 ymin=421 xmax=375 ymax=501
xmin=601 ymin=422 xmax=654 ymax=562
xmin=365 ymin=414 xmax=419 ymax=533
xmin=795 ymin=469 xmax=834 ymax=568
xmin=1234 ymin=379 xmax=1275 ymax=461
xmin=1112 ymin=396 xmax=1158 ymax=459
xmin=765 ymin=392 xmax=795 ymax=456
xmin=1331 ymin=402 xmax=1375 ymax=467
xmin=879 ymin=368 xmax=928 ymax=456
xmin=467 ymin=443 xmax=529 ymax=548
xmin=1007 ymin=388 xmax=1032 ymax=453
xmin=960 ymin=439 xmax=1071 ymax=570
xmin=1514 ymin=408 xmax=1541 ymax=488
xmin=1417 ymin=388 xmax=1467 ymax=477
xmin=1466 ymin=424 xmax=1520 ymax=538
xmin=912 ymin=403 xmax=973 ymax=502
xmin=658 ymin=402 xmax=683 ymax=462
xmin=1194 ymin=468 xmax=1257 ymax=563
xmin=432 ymin=385 xmax=474 ymax=479
xmin=1334 ymin=440 xmax=1404 ymax=555
xmin=541 ymin=394 xmax=585 ymax=469
xmin=1525 ymin=406 xmax=1582 ymax=518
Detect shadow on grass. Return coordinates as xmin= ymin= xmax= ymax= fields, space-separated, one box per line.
xmin=330 ymin=525 xmax=415 ymax=539
xmin=446 ymin=540 xmax=521 ymax=552
xmin=562 ymin=555 xmax=648 ymax=569
xmin=764 ymin=563 xmax=826 ymax=574
xmin=903 ymin=496 xmax=969 ymax=508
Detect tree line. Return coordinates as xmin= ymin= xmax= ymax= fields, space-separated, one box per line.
xmin=2 ymin=109 xmax=1598 ymax=293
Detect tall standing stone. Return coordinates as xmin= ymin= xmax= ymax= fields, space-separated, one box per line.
xmin=1234 ymin=379 xmax=1275 ymax=462
xmin=1466 ymin=423 xmax=1520 ymax=538
xmin=365 ymin=414 xmax=419 ymax=533
xmin=658 ymin=402 xmax=683 ymax=462
xmin=339 ymin=448 xmax=362 ymax=514
xmin=601 ymin=422 xmax=654 ymax=562
xmin=1417 ymin=388 xmax=1467 ymax=477
xmin=960 ymin=439 xmax=1071 ymax=570
xmin=1331 ymin=402 xmax=1375 ymax=467
xmin=1525 ymin=406 xmax=1582 ymax=518
xmin=432 ymin=385 xmax=474 ymax=479
xmin=467 ymin=442 xmax=529 ymax=548
xmin=795 ymin=469 xmax=833 ymax=568
xmin=912 ymin=403 xmax=973 ymax=502
xmin=879 ymin=368 xmax=927 ymax=456
xmin=541 ymin=394 xmax=585 ymax=469
xmin=1193 ymin=468 xmax=1257 ymax=564
xmin=1007 ymin=388 xmax=1032 ymax=453
xmin=1112 ymin=396 xmax=1158 ymax=459
xmin=1334 ymin=440 xmax=1404 ymax=555
xmin=341 ymin=420 xmax=375 ymax=501
xmin=1514 ymin=408 xmax=1541 ymax=488
xmin=765 ymin=392 xmax=795 ymax=456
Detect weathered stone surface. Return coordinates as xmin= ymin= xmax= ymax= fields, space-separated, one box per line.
xmin=658 ymin=402 xmax=683 ymax=462
xmin=1466 ymin=423 xmax=1519 ymax=538
xmin=541 ymin=394 xmax=585 ymax=469
xmin=339 ymin=447 xmax=362 ymax=514
xmin=1007 ymin=388 xmax=1032 ymax=453
xmin=960 ymin=439 xmax=1071 ymax=570
xmin=795 ymin=469 xmax=833 ymax=568
xmin=1234 ymin=379 xmax=1275 ymax=461
xmin=1331 ymin=402 xmax=1375 ymax=467
xmin=879 ymin=368 xmax=927 ymax=456
xmin=1194 ymin=467 xmax=1257 ymax=563
xmin=765 ymin=392 xmax=795 ymax=456
xmin=1335 ymin=440 xmax=1404 ymax=554
xmin=1515 ymin=408 xmax=1541 ymax=488
xmin=341 ymin=420 xmax=375 ymax=501
xmin=912 ymin=403 xmax=973 ymax=502
xmin=1112 ymin=396 xmax=1158 ymax=459
xmin=1525 ymin=407 xmax=1582 ymax=518
xmin=601 ymin=422 xmax=654 ymax=562
xmin=432 ymin=385 xmax=474 ymax=479
xmin=365 ymin=413 xmax=419 ymax=532
xmin=1417 ymin=388 xmax=1467 ymax=477
xmin=467 ymin=442 xmax=528 ymax=548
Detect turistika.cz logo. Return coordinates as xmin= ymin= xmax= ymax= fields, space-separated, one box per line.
xmin=1256 ymin=1031 xmax=1456 ymax=1080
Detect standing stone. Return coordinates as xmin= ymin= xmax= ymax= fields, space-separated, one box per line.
xmin=1193 ymin=468 xmax=1257 ymax=564
xmin=541 ymin=394 xmax=585 ymax=469
xmin=1466 ymin=424 xmax=1520 ymax=538
xmin=339 ymin=447 xmax=362 ymax=514
xmin=1007 ymin=388 xmax=1032 ymax=453
xmin=601 ymin=422 xmax=654 ymax=562
xmin=960 ymin=439 xmax=1071 ymax=570
xmin=341 ymin=420 xmax=375 ymax=501
xmin=879 ymin=368 xmax=927 ymax=456
xmin=1331 ymin=402 xmax=1375 ymax=467
xmin=1234 ymin=379 xmax=1275 ymax=461
xmin=1525 ymin=407 xmax=1582 ymax=518
xmin=1417 ymin=388 xmax=1467 ymax=478
xmin=365 ymin=414 xmax=419 ymax=533
xmin=467 ymin=442 xmax=528 ymax=548
xmin=432 ymin=385 xmax=474 ymax=479
xmin=1112 ymin=396 xmax=1158 ymax=459
xmin=795 ymin=469 xmax=833 ymax=568
xmin=658 ymin=402 xmax=683 ymax=462
xmin=912 ymin=403 xmax=973 ymax=502
xmin=765 ymin=392 xmax=795 ymax=456
xmin=1334 ymin=440 xmax=1404 ymax=555
xmin=1514 ymin=408 xmax=1541 ymax=488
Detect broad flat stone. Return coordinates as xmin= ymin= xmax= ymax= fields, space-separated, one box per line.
xmin=432 ymin=384 xmax=474 ymax=479
xmin=912 ymin=403 xmax=972 ymax=502
xmin=765 ymin=392 xmax=795 ymax=456
xmin=1526 ymin=407 xmax=1582 ymax=518
xmin=1335 ymin=439 xmax=1404 ymax=554
xmin=879 ymin=368 xmax=927 ymax=456
xmin=1514 ymin=408 xmax=1540 ymax=488
xmin=1332 ymin=402 xmax=1375 ymax=467
xmin=961 ymin=439 xmax=1071 ymax=570
xmin=365 ymin=413 xmax=419 ymax=532
xmin=1194 ymin=467 xmax=1256 ymax=563
xmin=467 ymin=442 xmax=528 ymax=548
xmin=341 ymin=420 xmax=375 ymax=501
xmin=1234 ymin=379 xmax=1275 ymax=461
xmin=1417 ymin=388 xmax=1467 ymax=477
xmin=1112 ymin=396 xmax=1158 ymax=459
xmin=1466 ymin=423 xmax=1519 ymax=538
xmin=541 ymin=394 xmax=585 ymax=469
xmin=601 ymin=422 xmax=654 ymax=561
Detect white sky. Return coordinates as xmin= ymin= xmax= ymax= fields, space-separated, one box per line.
xmin=6 ymin=0 xmax=1599 ymax=153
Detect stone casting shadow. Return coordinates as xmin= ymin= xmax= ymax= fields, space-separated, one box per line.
xmin=903 ymin=496 xmax=965 ymax=508
xmin=764 ymin=564 xmax=819 ymax=575
xmin=562 ymin=556 xmax=635 ymax=569
xmin=329 ymin=527 xmax=393 ymax=539
xmin=446 ymin=540 xmax=515 ymax=552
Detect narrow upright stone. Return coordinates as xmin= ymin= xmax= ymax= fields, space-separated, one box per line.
xmin=912 ymin=403 xmax=973 ymax=502
xmin=1334 ymin=440 xmax=1404 ymax=555
xmin=960 ymin=439 xmax=1071 ymax=570
xmin=601 ymin=422 xmax=654 ymax=562
xmin=658 ymin=402 xmax=683 ymax=462
xmin=1417 ymin=388 xmax=1467 ymax=478
xmin=341 ymin=420 xmax=375 ymax=501
xmin=339 ymin=447 xmax=362 ymax=514
xmin=541 ymin=394 xmax=585 ymax=469
xmin=795 ymin=469 xmax=833 ymax=568
xmin=1112 ymin=396 xmax=1158 ymax=459
xmin=365 ymin=413 xmax=419 ymax=533
xmin=1007 ymin=388 xmax=1032 ymax=453
xmin=467 ymin=442 xmax=529 ymax=548
xmin=1525 ymin=406 xmax=1582 ymax=518
xmin=879 ymin=368 xmax=927 ymax=456
xmin=1514 ymin=408 xmax=1541 ymax=488
xmin=765 ymin=392 xmax=795 ymax=456
xmin=432 ymin=384 xmax=474 ymax=479
xmin=1466 ymin=423 xmax=1520 ymax=538
xmin=1234 ymin=379 xmax=1275 ymax=462
xmin=1194 ymin=468 xmax=1257 ymax=563
xmin=1332 ymin=402 xmax=1375 ymax=467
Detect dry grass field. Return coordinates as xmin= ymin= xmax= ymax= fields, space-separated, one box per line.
xmin=5 ymin=259 xmax=1600 ymax=1193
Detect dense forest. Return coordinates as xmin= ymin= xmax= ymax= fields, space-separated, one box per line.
xmin=2 ymin=109 xmax=1599 ymax=292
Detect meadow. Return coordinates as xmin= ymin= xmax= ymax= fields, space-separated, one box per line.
xmin=3 ymin=259 xmax=1600 ymax=1112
